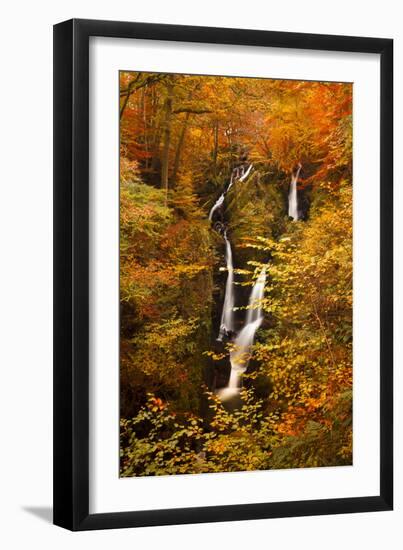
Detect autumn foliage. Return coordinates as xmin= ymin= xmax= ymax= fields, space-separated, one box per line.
xmin=119 ymin=71 xmax=353 ymax=475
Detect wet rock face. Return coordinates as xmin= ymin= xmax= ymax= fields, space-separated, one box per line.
xmin=208 ymin=163 xmax=270 ymax=401
xmin=207 ymin=158 xmax=311 ymax=403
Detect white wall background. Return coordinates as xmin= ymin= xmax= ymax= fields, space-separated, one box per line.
xmin=0 ymin=0 xmax=400 ymax=548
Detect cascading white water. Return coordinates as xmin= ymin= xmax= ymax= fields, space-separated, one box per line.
xmin=217 ymin=232 xmax=235 ymax=341
xmin=208 ymin=193 xmax=225 ymax=221
xmin=218 ymin=266 xmax=267 ymax=400
xmin=208 ymin=162 xmax=261 ymax=401
xmin=288 ymin=165 xmax=302 ymax=221
xmin=226 ymin=173 xmax=235 ymax=193
xmin=210 ymin=164 xmax=253 ymax=220
xmin=239 ymin=163 xmax=253 ymax=182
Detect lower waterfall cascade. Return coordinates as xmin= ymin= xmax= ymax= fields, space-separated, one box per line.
xmin=218 ymin=266 xmax=267 ymax=400
xmin=209 ymin=163 xmax=269 ymax=401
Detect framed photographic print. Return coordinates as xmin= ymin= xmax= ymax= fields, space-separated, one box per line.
xmin=53 ymin=19 xmax=393 ymax=530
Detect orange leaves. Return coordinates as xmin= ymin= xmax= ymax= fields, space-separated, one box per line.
xmin=276 ymin=407 xmax=306 ymax=437
xmin=262 ymin=80 xmax=352 ymax=174
xmin=119 ymin=71 xmax=352 ymax=197
xmin=118 ymin=71 xmax=353 ymax=472
xmin=149 ymin=396 xmax=165 ymax=412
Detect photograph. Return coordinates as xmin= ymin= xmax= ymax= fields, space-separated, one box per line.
xmin=119 ymin=71 xmax=353 ymax=477
xmin=0 ymin=0 xmax=397 ymax=543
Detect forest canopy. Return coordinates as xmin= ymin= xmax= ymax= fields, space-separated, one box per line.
xmin=119 ymin=71 xmax=353 ymax=476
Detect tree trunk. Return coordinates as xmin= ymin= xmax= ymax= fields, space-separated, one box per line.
xmin=172 ymin=112 xmax=191 ymax=186
xmin=149 ymin=87 xmax=160 ymax=181
xmin=212 ymin=121 xmax=219 ymax=178
xmin=161 ymin=80 xmax=174 ymax=203
xmin=120 ymin=90 xmax=131 ymax=120
xmin=141 ymin=88 xmax=149 ymax=171
xmin=120 ymin=74 xmax=142 ymax=119
xmin=150 ymin=128 xmax=161 ymax=181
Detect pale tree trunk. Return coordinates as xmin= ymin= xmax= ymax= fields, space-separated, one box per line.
xmin=172 ymin=112 xmax=191 ymax=186
xmin=212 ymin=121 xmax=219 ymax=178
xmin=150 ymin=128 xmax=161 ymax=179
xmin=161 ymin=80 xmax=174 ymax=203
xmin=150 ymin=87 xmax=161 ymax=179
xmin=141 ymin=88 xmax=149 ymax=171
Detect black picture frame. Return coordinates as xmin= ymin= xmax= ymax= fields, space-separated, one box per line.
xmin=53 ymin=18 xmax=393 ymax=531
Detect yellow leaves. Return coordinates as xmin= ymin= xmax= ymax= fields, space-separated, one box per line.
xmin=149 ymin=397 xmax=165 ymax=412
xmin=119 ymin=71 xmax=354 ymax=474
xmin=203 ymin=350 xmax=227 ymax=362
xmin=338 ymin=427 xmax=353 ymax=460
xmin=172 ymin=263 xmax=210 ymax=276
xmin=305 ymin=393 xmax=327 ymax=413
xmin=206 ymin=437 xmax=230 ymax=455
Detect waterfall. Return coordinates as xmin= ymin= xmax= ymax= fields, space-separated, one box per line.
xmin=208 ymin=161 xmax=260 ymax=401
xmin=288 ymin=164 xmax=302 ymax=221
xmin=226 ymin=173 xmax=235 ymax=193
xmin=239 ymin=163 xmax=253 ymax=182
xmin=210 ymin=163 xmax=253 ymax=220
xmin=227 ymin=163 xmax=253 ymax=192
xmin=217 ymin=232 xmax=235 ymax=341
xmin=218 ymin=266 xmax=267 ymax=400
xmin=209 ymin=193 xmax=225 ymax=221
